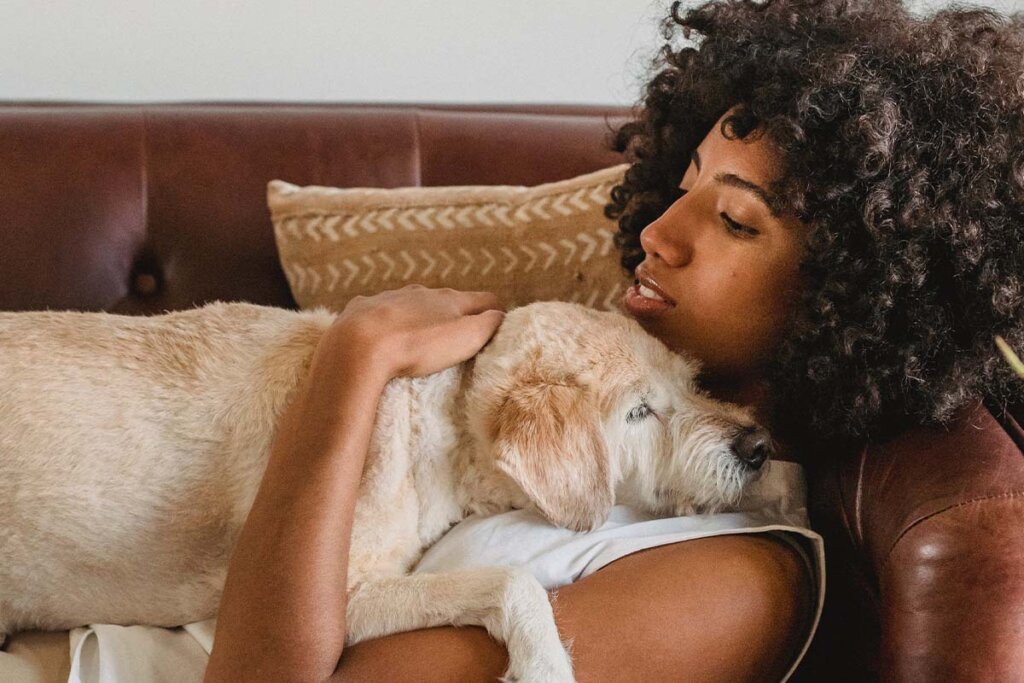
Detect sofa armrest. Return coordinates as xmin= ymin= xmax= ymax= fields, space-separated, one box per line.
xmin=881 ymin=493 xmax=1024 ymax=680
xmin=796 ymin=398 xmax=1024 ymax=682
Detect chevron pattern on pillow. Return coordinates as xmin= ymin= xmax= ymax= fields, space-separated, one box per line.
xmin=268 ymin=163 xmax=633 ymax=313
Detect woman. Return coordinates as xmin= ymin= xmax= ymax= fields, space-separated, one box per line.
xmin=205 ymin=0 xmax=1024 ymax=680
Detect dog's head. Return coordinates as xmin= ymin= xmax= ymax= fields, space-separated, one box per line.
xmin=466 ymin=301 xmax=772 ymax=532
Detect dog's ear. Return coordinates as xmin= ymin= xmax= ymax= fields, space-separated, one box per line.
xmin=492 ymin=380 xmax=613 ymax=532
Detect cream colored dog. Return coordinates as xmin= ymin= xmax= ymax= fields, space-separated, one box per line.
xmin=0 ymin=299 xmax=772 ymax=682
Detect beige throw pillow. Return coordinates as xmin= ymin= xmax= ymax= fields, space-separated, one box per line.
xmin=269 ymin=163 xmax=633 ymax=313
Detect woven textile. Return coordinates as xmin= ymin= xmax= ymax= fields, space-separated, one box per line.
xmin=269 ymin=164 xmax=633 ymax=312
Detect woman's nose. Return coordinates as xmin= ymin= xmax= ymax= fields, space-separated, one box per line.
xmin=639 ymin=205 xmax=692 ymax=268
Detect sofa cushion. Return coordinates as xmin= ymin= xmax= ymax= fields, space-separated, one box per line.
xmin=268 ymin=164 xmax=633 ymax=312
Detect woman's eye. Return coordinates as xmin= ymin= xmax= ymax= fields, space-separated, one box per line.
xmin=626 ymin=402 xmax=653 ymax=424
xmin=720 ymin=212 xmax=760 ymax=238
xmin=677 ymin=188 xmax=760 ymax=239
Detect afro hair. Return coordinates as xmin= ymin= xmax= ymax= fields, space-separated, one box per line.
xmin=607 ymin=0 xmax=1024 ymax=450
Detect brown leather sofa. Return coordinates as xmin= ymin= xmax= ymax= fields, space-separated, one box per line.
xmin=2 ymin=102 xmax=1023 ymax=681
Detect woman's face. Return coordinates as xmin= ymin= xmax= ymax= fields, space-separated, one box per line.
xmin=622 ymin=108 xmax=809 ymax=384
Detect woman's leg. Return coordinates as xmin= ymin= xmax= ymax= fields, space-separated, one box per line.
xmin=331 ymin=533 xmax=813 ymax=682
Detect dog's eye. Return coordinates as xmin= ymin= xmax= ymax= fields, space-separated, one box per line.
xmin=626 ymin=401 xmax=653 ymax=424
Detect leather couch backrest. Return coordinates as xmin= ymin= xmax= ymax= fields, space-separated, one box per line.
xmin=0 ymin=104 xmax=629 ymax=315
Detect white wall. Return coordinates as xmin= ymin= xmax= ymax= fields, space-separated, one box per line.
xmin=0 ymin=0 xmax=1019 ymax=105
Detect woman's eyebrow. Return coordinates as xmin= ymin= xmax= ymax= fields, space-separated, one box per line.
xmin=692 ymin=148 xmax=784 ymax=218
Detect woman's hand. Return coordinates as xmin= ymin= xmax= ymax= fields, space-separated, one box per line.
xmin=206 ymin=285 xmax=505 ymax=683
xmin=326 ymin=284 xmax=507 ymax=381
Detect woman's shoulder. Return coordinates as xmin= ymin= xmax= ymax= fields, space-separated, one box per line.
xmin=560 ymin=534 xmax=814 ymax=681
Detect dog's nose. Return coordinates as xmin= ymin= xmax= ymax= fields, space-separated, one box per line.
xmin=731 ymin=426 xmax=773 ymax=470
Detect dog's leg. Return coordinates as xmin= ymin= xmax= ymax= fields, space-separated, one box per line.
xmin=346 ymin=566 xmax=575 ymax=683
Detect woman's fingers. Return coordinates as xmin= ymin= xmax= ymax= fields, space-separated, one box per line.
xmin=406 ymin=308 xmax=505 ymax=378
xmin=329 ymin=285 xmax=506 ymax=380
xmin=449 ymin=289 xmax=503 ymax=317
xmin=463 ymin=308 xmax=506 ymax=349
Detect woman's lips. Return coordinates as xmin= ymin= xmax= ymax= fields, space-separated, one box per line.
xmin=623 ymin=281 xmax=676 ymax=316
xmin=634 ymin=267 xmax=677 ymax=305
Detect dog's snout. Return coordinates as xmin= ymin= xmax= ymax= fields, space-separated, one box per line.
xmin=731 ymin=426 xmax=773 ymax=470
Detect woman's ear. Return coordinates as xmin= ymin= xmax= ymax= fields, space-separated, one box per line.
xmin=492 ymin=380 xmax=613 ymax=532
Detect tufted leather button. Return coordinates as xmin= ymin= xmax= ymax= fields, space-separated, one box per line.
xmin=133 ymin=272 xmax=159 ymax=296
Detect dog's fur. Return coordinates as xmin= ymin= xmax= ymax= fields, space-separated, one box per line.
xmin=0 ymin=299 xmax=767 ymax=681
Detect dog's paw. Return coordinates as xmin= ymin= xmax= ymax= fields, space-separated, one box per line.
xmin=500 ymin=645 xmax=575 ymax=683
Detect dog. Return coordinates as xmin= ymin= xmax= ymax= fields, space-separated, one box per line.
xmin=0 ymin=298 xmax=773 ymax=681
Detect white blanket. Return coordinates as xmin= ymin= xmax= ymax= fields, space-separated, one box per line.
xmin=10 ymin=461 xmax=824 ymax=683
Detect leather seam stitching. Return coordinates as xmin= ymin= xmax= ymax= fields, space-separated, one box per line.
xmin=854 ymin=444 xmax=866 ymax=547
xmin=881 ymin=490 xmax=1024 ymax=571
xmin=836 ymin=453 xmax=862 ymax=552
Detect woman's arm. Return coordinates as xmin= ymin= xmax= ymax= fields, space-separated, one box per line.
xmin=204 ymin=286 xmax=506 ymax=683
xmin=203 ymin=327 xmax=391 ymax=682
xmin=331 ymin=533 xmax=813 ymax=682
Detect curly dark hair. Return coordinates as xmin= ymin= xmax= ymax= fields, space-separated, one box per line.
xmin=606 ymin=0 xmax=1024 ymax=450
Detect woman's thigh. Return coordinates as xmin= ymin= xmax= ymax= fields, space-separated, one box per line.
xmin=332 ymin=533 xmax=813 ymax=682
